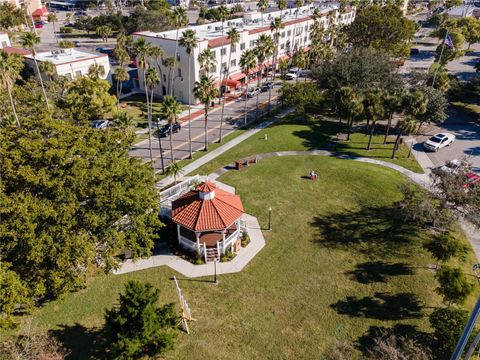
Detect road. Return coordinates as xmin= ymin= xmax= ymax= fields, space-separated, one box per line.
xmin=129 ymin=86 xmax=282 ymax=173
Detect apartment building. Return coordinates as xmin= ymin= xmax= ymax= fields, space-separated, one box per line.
xmin=24 ymin=48 xmax=112 ymax=82
xmin=133 ymin=5 xmax=356 ymax=105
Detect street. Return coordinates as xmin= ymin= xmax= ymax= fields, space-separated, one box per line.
xmin=129 ymin=86 xmax=282 ymax=172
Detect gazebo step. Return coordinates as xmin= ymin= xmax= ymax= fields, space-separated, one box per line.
xmin=205 ymin=247 xmax=219 ymax=262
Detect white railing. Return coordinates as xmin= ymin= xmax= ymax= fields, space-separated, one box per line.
xmin=179 ymin=236 xmax=196 ymax=252
xmin=203 ymin=243 xmax=207 ymax=262
xmin=224 ymin=230 xmax=240 ymax=252
xmin=159 ymin=175 xmax=207 ymax=203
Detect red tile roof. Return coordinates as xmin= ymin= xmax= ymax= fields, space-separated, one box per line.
xmin=32 ymin=6 xmax=48 ymax=16
xmin=207 ymin=36 xmax=229 ymax=48
xmin=1 ymin=47 xmax=31 ymax=55
xmin=172 ymin=181 xmax=244 ymax=232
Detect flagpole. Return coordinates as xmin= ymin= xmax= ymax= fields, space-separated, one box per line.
xmin=432 ymin=29 xmax=449 ymax=88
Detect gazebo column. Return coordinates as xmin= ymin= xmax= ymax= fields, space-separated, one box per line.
xmin=177 ymin=225 xmax=181 ymax=244
xmin=195 ymin=232 xmax=200 ymax=250
xmin=222 ymin=230 xmax=226 ymax=254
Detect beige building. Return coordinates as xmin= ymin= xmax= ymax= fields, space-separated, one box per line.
xmin=0 ymin=0 xmax=43 ymax=17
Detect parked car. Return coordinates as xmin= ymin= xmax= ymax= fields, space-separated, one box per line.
xmin=246 ymin=87 xmax=260 ymax=98
xmin=433 ymin=159 xmax=466 ymax=174
xmin=410 ymin=48 xmax=420 ymax=55
xmin=156 ymin=123 xmax=181 ymax=137
xmin=91 ymin=120 xmax=110 ymax=129
xmin=422 ymin=133 xmax=455 ymax=152
xmin=34 ymin=23 xmax=44 ymax=29
xmin=298 ymin=69 xmax=311 ymax=78
xmin=287 ymin=67 xmax=299 ymax=74
xmin=285 ymin=73 xmax=297 ymax=80
xmin=35 ymin=20 xmax=47 ymax=25
xmin=261 ymin=82 xmax=274 ymax=92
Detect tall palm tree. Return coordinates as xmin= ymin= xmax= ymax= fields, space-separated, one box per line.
xmin=146 ymin=68 xmax=161 ymax=167
xmin=148 ymin=45 xmax=165 ymax=96
xmin=38 ymin=60 xmax=56 ymax=81
xmin=0 ymin=52 xmax=24 ymax=127
xmin=383 ymin=89 xmax=406 ymax=144
xmin=216 ymin=6 xmax=230 ymax=105
xmin=179 ymin=29 xmax=198 ymax=159
xmin=392 ymin=117 xmax=418 ymax=159
xmin=339 ymin=86 xmax=364 ymax=141
xmin=113 ymin=111 xmax=135 ymax=135
xmin=47 ymin=13 xmax=58 ymax=43
xmin=257 ymin=0 xmax=269 ymax=27
xmin=170 ymin=7 xmax=188 ymax=96
xmin=163 ymin=56 xmax=175 ymax=95
xmin=269 ymin=17 xmax=284 ymax=112
xmin=193 ymin=75 xmax=217 ymax=151
xmin=363 ymin=90 xmax=386 ymax=151
xmin=133 ymin=37 xmax=154 ymax=164
xmin=96 ymin=25 xmax=112 ymax=43
xmin=239 ymin=49 xmax=256 ymax=127
xmin=87 ymin=63 xmax=105 ymax=79
xmin=291 ymin=49 xmax=307 ymax=83
xmin=197 ymin=48 xmax=215 ymax=74
xmin=114 ymin=67 xmax=130 ymax=111
xmin=255 ymin=34 xmax=274 ymax=119
xmin=219 ymin=28 xmax=240 ymax=142
xmin=277 ymin=0 xmax=287 ymax=17
xmin=159 ymin=95 xmax=182 ymax=163
xmin=20 ymin=31 xmax=49 ymax=110
xmin=290 ymin=0 xmax=303 ymax=55
xmin=165 ymin=160 xmax=184 ymax=184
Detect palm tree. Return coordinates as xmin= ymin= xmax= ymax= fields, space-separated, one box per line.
xmin=114 ymin=67 xmax=130 ymax=111
xmin=219 ymin=28 xmax=240 ymax=142
xmin=383 ymin=89 xmax=405 ymax=144
xmin=255 ymin=34 xmax=274 ymax=119
xmin=0 ymin=52 xmax=24 ymax=127
xmin=179 ymin=29 xmax=198 ymax=158
xmin=38 ymin=60 xmax=56 ymax=81
xmin=290 ymin=0 xmax=303 ymax=55
xmin=159 ymin=95 xmax=182 ymax=163
xmin=163 ymin=56 xmax=175 ymax=95
xmin=278 ymin=58 xmax=289 ymax=78
xmin=87 ymin=63 xmax=105 ymax=79
xmin=239 ymin=49 xmax=256 ymax=127
xmin=96 ymin=25 xmax=112 ymax=42
xmin=269 ymin=17 xmax=284 ymax=112
xmin=197 ymin=48 xmax=215 ymax=74
xmin=193 ymin=75 xmax=217 ymax=151
xmin=146 ymin=68 xmax=161 ymax=167
xmin=170 ymin=7 xmax=188 ymax=96
xmin=363 ymin=90 xmax=386 ymax=151
xmin=291 ymin=49 xmax=307 ymax=84
xmin=257 ymin=0 xmax=269 ymax=26
xmin=20 ymin=31 xmax=49 ymax=110
xmin=216 ymin=6 xmax=230 ymax=105
xmin=277 ymin=0 xmax=287 ymax=17
xmin=339 ymin=87 xmax=364 ymax=141
xmin=165 ymin=160 xmax=184 ymax=184
xmin=113 ymin=111 xmax=135 ymax=135
xmin=392 ymin=117 xmax=418 ymax=159
xmin=133 ymin=37 xmax=154 ymax=164
xmin=148 ymin=45 xmax=165 ymax=96
xmin=47 ymin=13 xmax=58 ymax=43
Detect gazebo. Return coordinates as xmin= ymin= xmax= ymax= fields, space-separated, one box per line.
xmin=171 ymin=181 xmax=245 ymax=262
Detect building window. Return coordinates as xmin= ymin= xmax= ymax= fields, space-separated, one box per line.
xmin=304 ymin=25 xmax=307 ymax=31
xmin=230 ymin=59 xmax=236 ymax=67
xmin=287 ymin=30 xmax=291 ymax=36
xmin=304 ymin=36 xmax=307 ymax=43
xmin=240 ymin=42 xmax=245 ymax=50
xmin=163 ymin=74 xmax=167 ymax=82
xmin=211 ymin=50 xmax=216 ymax=58
xmin=221 ymin=47 xmax=227 ymax=56
xmin=65 ymin=73 xmax=72 ymax=80
xmin=75 ymin=70 xmax=82 ymax=78
xmin=178 ymin=68 xmax=182 ymax=77
xmin=249 ymin=40 xmax=256 ymax=47
xmin=1 ymin=41 xmax=7 ymax=48
xmin=281 ymin=31 xmax=285 ymax=38
xmin=177 ymin=54 xmax=180 ymax=61
xmin=231 ymin=45 xmax=236 ymax=53
xmin=280 ymin=44 xmax=285 ymax=50
xmin=210 ymin=65 xmax=216 ymax=73
xmin=222 ymin=62 xmax=227 ymax=71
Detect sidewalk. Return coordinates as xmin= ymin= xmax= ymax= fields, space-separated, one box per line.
xmin=156 ymin=108 xmax=293 ymax=189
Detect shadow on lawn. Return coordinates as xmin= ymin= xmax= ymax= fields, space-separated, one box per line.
xmin=288 ymin=118 xmax=341 ymax=149
xmin=50 ymin=323 xmax=103 ymax=359
xmin=347 ymin=261 xmax=414 ymax=284
xmin=331 ymin=292 xmax=423 ymax=321
xmin=311 ymin=206 xmax=423 ymax=257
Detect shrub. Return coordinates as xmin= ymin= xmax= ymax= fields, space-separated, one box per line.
xmin=220 ymin=249 xmax=236 ymax=262
xmin=435 ymin=266 xmax=474 ymax=306
xmin=59 ymin=26 xmax=73 ymax=34
xmin=430 ymin=307 xmax=468 ymax=355
xmin=241 ymin=231 xmax=250 ymax=248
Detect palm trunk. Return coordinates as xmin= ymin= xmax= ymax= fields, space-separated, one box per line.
xmin=169 ymin=126 xmax=175 ymax=162
xmin=144 ymin=71 xmax=153 ymax=165
xmin=391 ymin=131 xmax=402 ymax=159
xmin=244 ymin=73 xmax=249 ymax=127
xmin=187 ymin=54 xmax=193 ymax=157
xmin=156 ymin=122 xmax=165 ymax=173
xmin=33 ymin=55 xmax=50 ymax=111
xmin=367 ymin=121 xmax=376 ymax=151
xmin=53 ymin=21 xmax=58 ymax=43
xmin=256 ymin=64 xmax=262 ymax=120
xmin=346 ymin=117 xmax=353 ymax=141
xmin=7 ymin=86 xmax=20 ymax=127
xmin=267 ymin=54 xmax=273 ymax=114
xmin=155 ymin=60 xmax=164 ymax=97
xmin=204 ymin=104 xmax=209 ymax=151
xmin=220 ymin=42 xmax=234 ymax=143
xmin=116 ymin=78 xmax=120 ymax=112
xmin=384 ymin=112 xmax=393 ymax=145
xmin=218 ymin=24 xmax=225 ymax=105
xmin=171 ymin=28 xmax=180 ymax=96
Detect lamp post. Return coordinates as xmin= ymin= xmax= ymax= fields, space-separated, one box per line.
xmin=213 ymin=258 xmax=219 ymax=285
xmin=268 ymin=207 xmax=272 ymax=231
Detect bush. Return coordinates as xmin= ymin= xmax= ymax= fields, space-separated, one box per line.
xmin=430 ymin=307 xmax=468 ymax=355
xmin=435 ymin=266 xmax=474 ymax=306
xmin=59 ymin=26 xmax=73 ymax=34
xmin=241 ymin=231 xmax=250 ymax=248
xmin=220 ymin=249 xmax=235 ymax=262
xmin=59 ymin=40 xmax=75 ymax=48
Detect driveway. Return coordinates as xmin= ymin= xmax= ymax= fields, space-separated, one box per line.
xmin=413 ymin=108 xmax=480 ymax=173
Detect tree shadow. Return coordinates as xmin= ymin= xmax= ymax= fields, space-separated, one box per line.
xmin=331 ymin=292 xmax=423 ymax=321
xmin=288 ymin=118 xmax=341 ymax=149
xmin=347 ymin=261 xmax=414 ymax=284
xmin=311 ymin=206 xmax=423 ymax=257
xmin=50 ymin=323 xmax=103 ymax=360
xmin=357 ymin=323 xmax=432 ymax=356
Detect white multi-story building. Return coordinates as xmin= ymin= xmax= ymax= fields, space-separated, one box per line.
xmin=24 ymin=48 xmax=112 ymax=82
xmin=0 ymin=32 xmax=11 ymax=49
xmin=133 ymin=5 xmax=356 ymax=104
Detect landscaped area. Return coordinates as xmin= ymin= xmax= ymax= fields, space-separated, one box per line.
xmin=27 ymin=155 xmax=476 ymax=359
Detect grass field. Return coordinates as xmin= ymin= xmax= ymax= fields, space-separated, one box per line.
xmin=192 ymin=114 xmax=423 ymax=176
xmin=28 ymin=156 xmax=476 ymax=359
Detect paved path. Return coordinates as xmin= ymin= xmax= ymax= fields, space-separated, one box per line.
xmin=114 ymin=213 xmax=265 ymax=277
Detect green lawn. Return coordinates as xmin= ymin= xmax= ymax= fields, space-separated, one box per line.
xmin=192 ymin=114 xmax=423 ymax=176
xmin=28 ymin=156 xmax=476 ymax=359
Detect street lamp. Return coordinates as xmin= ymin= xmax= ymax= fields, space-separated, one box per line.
xmin=268 ymin=207 xmax=272 ymax=231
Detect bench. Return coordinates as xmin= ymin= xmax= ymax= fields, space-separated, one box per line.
xmin=235 ymin=156 xmax=258 ymax=170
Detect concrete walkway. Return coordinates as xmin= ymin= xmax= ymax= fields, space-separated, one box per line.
xmin=114 ymin=213 xmax=265 ymax=277
xmin=156 ymin=108 xmax=294 ymax=189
